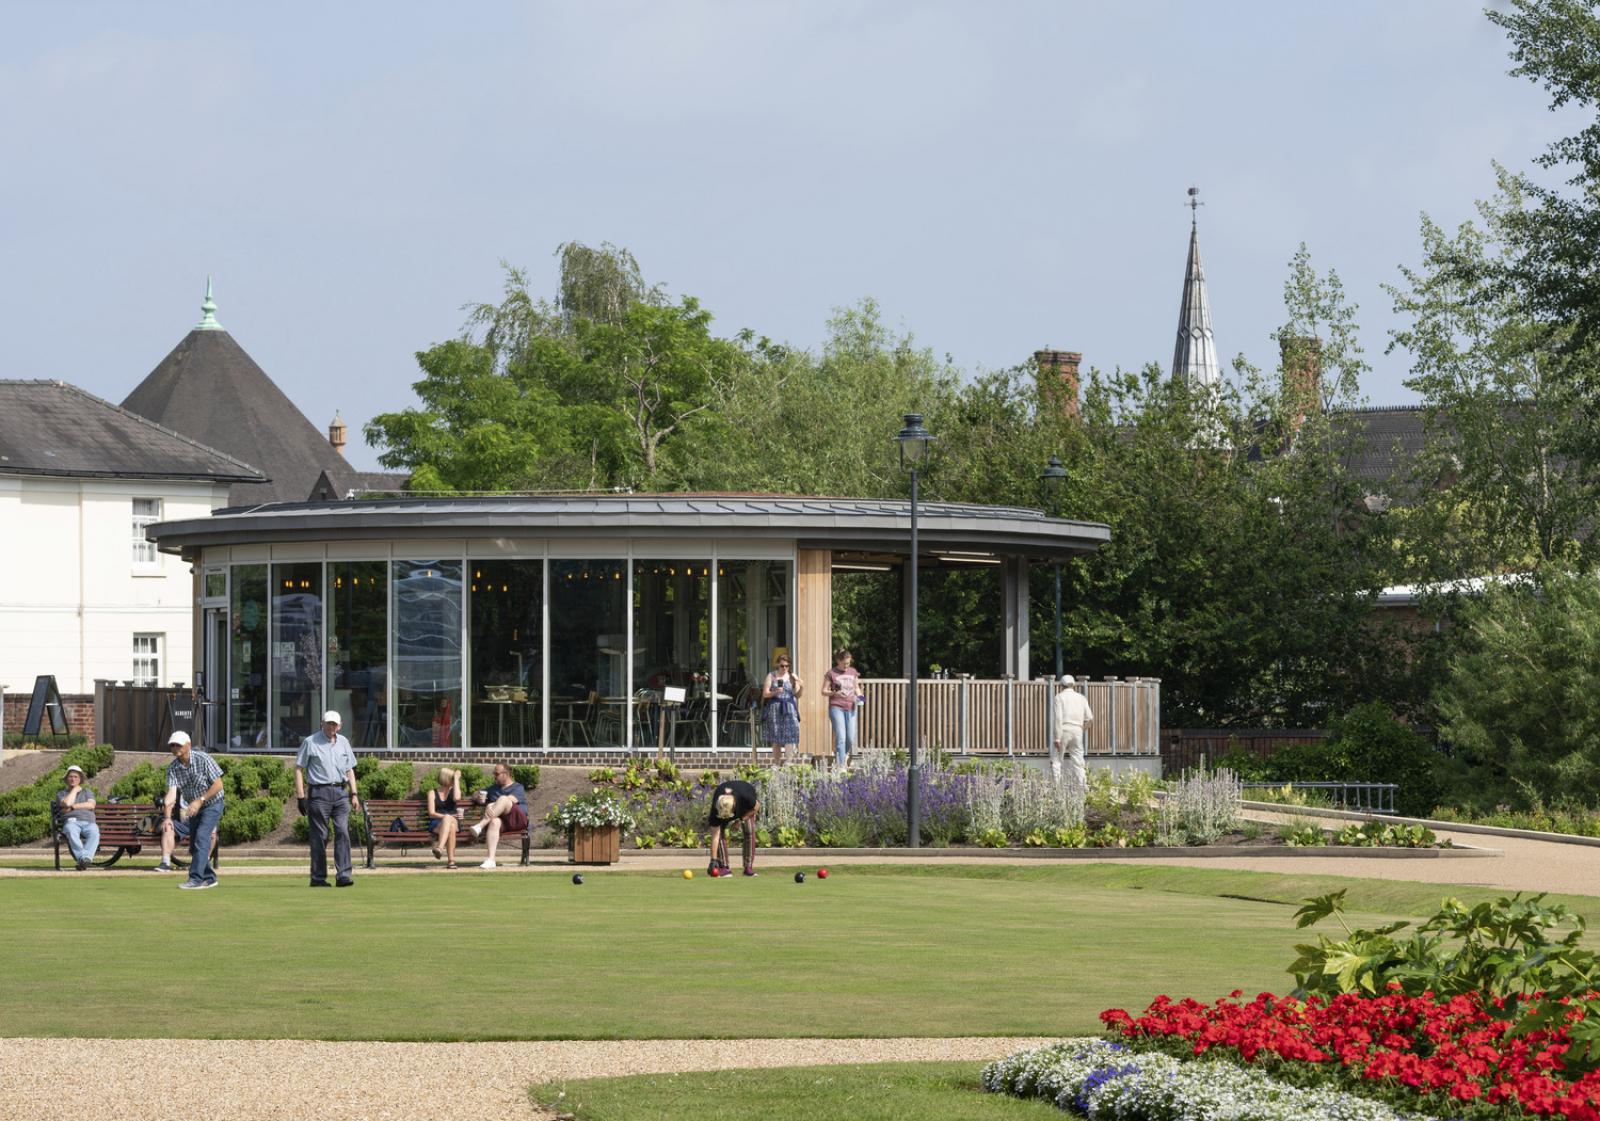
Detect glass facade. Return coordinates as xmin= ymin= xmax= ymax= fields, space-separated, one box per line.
xmin=393 ymin=560 xmax=463 ymax=748
xmin=329 ymin=561 xmax=388 ymax=747
xmin=633 ymin=559 xmax=712 ymax=751
xmin=229 ymin=564 xmax=268 ymax=749
xmin=271 ymin=562 xmax=323 ymax=748
xmin=549 ymin=559 xmax=628 ymax=745
xmin=470 ymin=560 xmax=543 ymax=748
xmin=206 ymin=550 xmax=792 ymax=751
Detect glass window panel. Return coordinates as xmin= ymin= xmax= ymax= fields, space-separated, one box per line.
xmin=229 ymin=564 xmax=268 ymax=749
xmin=329 ymin=561 xmax=388 ymax=748
xmin=549 ymin=559 xmax=627 ymax=746
xmin=132 ymin=498 xmax=160 ymax=565
xmin=469 ymin=560 xmax=544 ymax=748
xmin=204 ymin=571 xmax=226 ymax=599
xmin=393 ymin=560 xmax=463 ymax=748
xmin=132 ymin=633 xmax=162 ymax=685
xmin=633 ymin=560 xmax=712 ymax=750
xmin=271 ymin=562 xmax=323 ymax=749
xmin=715 ymin=559 xmax=792 ymax=747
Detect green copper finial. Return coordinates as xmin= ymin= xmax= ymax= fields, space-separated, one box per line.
xmin=195 ymin=276 xmax=223 ymax=331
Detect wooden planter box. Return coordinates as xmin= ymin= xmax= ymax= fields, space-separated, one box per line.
xmin=568 ymin=824 xmax=621 ymax=865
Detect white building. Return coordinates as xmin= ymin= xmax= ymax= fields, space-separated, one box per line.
xmin=0 ymin=380 xmax=262 ymax=695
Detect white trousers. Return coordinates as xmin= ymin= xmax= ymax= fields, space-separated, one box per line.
xmin=1051 ymin=726 xmax=1086 ymax=788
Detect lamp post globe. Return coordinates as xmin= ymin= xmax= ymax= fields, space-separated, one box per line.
xmin=896 ymin=413 xmax=934 ymax=848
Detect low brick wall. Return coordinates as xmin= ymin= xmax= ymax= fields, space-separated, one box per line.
xmin=2 ymin=692 xmax=96 ymax=744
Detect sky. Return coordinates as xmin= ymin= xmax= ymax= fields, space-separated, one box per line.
xmin=0 ymin=1 xmax=1576 ymax=471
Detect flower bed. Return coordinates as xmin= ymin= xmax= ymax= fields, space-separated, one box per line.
xmin=982 ymin=1038 xmax=1430 ymax=1120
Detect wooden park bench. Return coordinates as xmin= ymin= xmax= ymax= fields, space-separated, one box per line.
xmin=362 ymin=798 xmax=531 ymax=868
xmin=51 ymin=802 xmax=221 ymax=871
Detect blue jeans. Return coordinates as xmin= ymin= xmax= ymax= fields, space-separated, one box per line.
xmin=177 ymin=797 xmax=224 ymax=885
xmin=63 ymin=819 xmax=99 ymax=863
xmin=828 ymin=706 xmax=857 ymax=767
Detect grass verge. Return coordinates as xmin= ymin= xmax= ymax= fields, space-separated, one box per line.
xmin=534 ymin=1061 xmax=1060 ymax=1121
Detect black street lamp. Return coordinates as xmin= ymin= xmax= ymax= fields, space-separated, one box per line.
xmin=896 ymin=413 xmax=934 ymax=848
xmin=1038 ymin=455 xmax=1068 ymax=681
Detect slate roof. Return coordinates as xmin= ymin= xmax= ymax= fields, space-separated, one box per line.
xmin=0 ymin=380 xmax=266 ymax=483
xmin=1333 ymin=405 xmax=1432 ymax=487
xmin=121 ymin=327 xmax=363 ymax=505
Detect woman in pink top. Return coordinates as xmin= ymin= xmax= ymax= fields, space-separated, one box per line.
xmin=821 ymin=648 xmax=861 ymax=770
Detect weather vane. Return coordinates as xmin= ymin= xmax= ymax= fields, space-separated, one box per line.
xmin=1186 ymin=186 xmax=1203 ymax=220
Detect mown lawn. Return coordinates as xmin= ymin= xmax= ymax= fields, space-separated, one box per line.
xmin=533 ymin=1062 xmax=1061 ymax=1121
xmin=4 ymin=863 xmax=1589 ymax=1041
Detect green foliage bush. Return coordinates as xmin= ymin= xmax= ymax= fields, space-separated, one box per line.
xmin=290 ymin=812 xmax=371 ymax=845
xmin=417 ymin=764 xmax=487 ymax=798
xmin=2 ymin=731 xmax=88 ymax=750
xmin=110 ymin=762 xmax=168 ymax=802
xmin=509 ymin=764 xmax=540 ymax=790
xmin=0 ymin=813 xmax=52 ymax=846
xmin=214 ymin=756 xmax=292 ymax=844
xmin=358 ymin=761 xmax=414 ymax=801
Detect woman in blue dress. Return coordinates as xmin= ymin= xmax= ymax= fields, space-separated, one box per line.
xmin=760 ymin=654 xmax=804 ymax=765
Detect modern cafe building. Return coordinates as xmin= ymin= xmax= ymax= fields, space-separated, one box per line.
xmin=148 ymin=494 xmax=1111 ymax=760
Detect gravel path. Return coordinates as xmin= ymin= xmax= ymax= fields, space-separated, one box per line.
xmin=0 ymin=1036 xmax=1052 ymax=1120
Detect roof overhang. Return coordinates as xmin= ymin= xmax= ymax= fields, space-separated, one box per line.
xmin=149 ymin=494 xmax=1110 ymax=563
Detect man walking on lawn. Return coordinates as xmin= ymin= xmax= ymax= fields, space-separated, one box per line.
xmin=295 ymin=710 xmax=361 ymax=887
xmin=164 ymin=731 xmax=224 ymax=890
xmin=469 ymin=762 xmax=528 ymax=869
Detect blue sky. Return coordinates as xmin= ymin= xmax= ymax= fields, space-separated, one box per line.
xmin=0 ymin=1 xmax=1573 ymax=470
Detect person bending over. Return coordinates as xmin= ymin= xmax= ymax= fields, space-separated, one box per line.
xmin=706 ymin=778 xmax=760 ymax=878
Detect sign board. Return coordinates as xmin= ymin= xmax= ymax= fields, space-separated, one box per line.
xmin=167 ymin=694 xmax=197 ymax=741
xmin=662 ymin=686 xmax=687 ymax=705
xmin=21 ymin=675 xmax=67 ymax=736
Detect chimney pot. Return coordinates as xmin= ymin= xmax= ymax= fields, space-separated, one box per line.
xmin=1035 ymin=349 xmax=1082 ymax=420
xmin=328 ymin=411 xmax=348 ymax=457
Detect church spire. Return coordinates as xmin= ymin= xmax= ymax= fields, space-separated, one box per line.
xmin=1171 ymin=188 xmax=1220 ymax=389
xmin=195 ymin=276 xmax=223 ymax=331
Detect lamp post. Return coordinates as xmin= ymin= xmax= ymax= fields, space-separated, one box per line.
xmin=1038 ymin=455 xmax=1067 ymax=680
xmin=896 ymin=413 xmax=934 ymax=848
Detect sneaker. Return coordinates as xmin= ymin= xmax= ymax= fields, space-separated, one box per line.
xmin=470 ymin=822 xmax=485 ymax=838
xmin=478 ymin=858 xmax=496 ymax=869
xmin=178 ymin=880 xmax=215 ymax=890
xmin=743 ymin=868 xmax=758 ymax=877
xmin=336 ymin=879 xmax=353 ymax=888
xmin=153 ymin=862 xmax=174 ymax=872
xmin=75 ymin=861 xmax=88 ymax=872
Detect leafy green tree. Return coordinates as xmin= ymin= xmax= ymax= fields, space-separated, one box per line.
xmin=1388 ymin=181 xmax=1600 ymax=577
xmin=1433 ymin=568 xmax=1600 ymax=809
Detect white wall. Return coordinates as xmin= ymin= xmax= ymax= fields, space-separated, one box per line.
xmin=0 ymin=475 xmax=228 ymax=694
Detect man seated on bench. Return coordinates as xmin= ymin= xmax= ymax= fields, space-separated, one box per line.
xmin=468 ymin=762 xmax=528 ymax=870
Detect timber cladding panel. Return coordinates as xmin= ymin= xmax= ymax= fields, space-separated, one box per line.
xmin=796 ymin=548 xmax=832 ymax=759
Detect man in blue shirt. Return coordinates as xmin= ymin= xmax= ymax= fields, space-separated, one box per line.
xmin=164 ymin=731 xmax=224 ymax=890
xmin=294 ymin=710 xmax=361 ymax=887
xmin=469 ymin=762 xmax=528 ymax=869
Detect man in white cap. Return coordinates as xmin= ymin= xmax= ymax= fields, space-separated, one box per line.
xmin=163 ymin=731 xmax=225 ymax=889
xmin=294 ymin=711 xmax=360 ymax=887
xmin=1050 ymin=675 xmax=1094 ymax=788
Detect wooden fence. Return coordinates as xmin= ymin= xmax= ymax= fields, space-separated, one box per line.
xmin=857 ymin=677 xmax=1161 ymax=756
xmin=94 ymin=680 xmax=194 ymax=752
xmin=1159 ymin=728 xmax=1329 ymax=775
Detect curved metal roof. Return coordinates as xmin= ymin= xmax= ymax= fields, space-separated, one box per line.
xmin=150 ymin=493 xmax=1109 ymax=561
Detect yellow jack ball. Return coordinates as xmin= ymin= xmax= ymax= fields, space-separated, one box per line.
xmin=682 ymin=869 xmax=694 ymax=880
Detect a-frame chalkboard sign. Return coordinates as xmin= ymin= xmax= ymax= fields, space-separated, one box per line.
xmin=22 ymin=675 xmax=67 ymax=736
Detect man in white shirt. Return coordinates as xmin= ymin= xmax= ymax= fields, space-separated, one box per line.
xmin=1050 ymin=675 xmax=1094 ymax=788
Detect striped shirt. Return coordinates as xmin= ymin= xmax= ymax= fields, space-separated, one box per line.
xmin=167 ymin=748 xmax=223 ymax=805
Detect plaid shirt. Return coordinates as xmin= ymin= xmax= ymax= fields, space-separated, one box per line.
xmin=166 ymin=748 xmax=223 ymax=805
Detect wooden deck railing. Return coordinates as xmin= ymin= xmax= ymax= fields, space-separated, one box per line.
xmin=857 ymin=677 xmax=1160 ymax=756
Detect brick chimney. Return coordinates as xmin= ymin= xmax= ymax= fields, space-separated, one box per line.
xmin=1279 ymin=336 xmax=1321 ymax=441
xmin=1035 ymin=348 xmax=1082 ymax=420
xmin=328 ymin=411 xmax=347 ymax=457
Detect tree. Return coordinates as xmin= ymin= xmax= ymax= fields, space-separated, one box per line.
xmin=1433 ymin=569 xmax=1600 ymax=809
xmin=1388 ymin=181 xmax=1600 ymax=577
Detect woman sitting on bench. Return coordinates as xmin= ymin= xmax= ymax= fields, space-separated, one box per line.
xmin=427 ymin=767 xmax=464 ymax=868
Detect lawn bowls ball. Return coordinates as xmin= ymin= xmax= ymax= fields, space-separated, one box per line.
xmin=794 ymin=871 xmax=806 ymax=883
xmin=683 ymin=869 xmax=694 ymax=880
xmin=817 ymin=868 xmax=829 ymax=879
xmin=572 ymin=873 xmax=584 ymax=885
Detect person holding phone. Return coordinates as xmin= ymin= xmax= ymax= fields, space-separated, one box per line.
xmin=761 ymin=654 xmax=803 ymax=766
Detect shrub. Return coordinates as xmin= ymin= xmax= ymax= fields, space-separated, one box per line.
xmin=291 ymin=812 xmax=370 ymax=845
xmin=1169 ymin=765 xmax=1240 ymax=843
xmin=110 ymin=762 xmax=168 ymax=802
xmin=0 ymin=744 xmax=116 ymax=843
xmin=509 ymin=764 xmax=540 ymax=790
xmin=219 ymin=797 xmax=283 ymax=845
xmin=0 ymin=813 xmax=52 ymax=846
xmin=1279 ymin=820 xmax=1327 ymax=847
xmin=3 ymin=731 xmax=88 ymax=750
xmin=358 ymin=761 xmax=414 ymax=801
